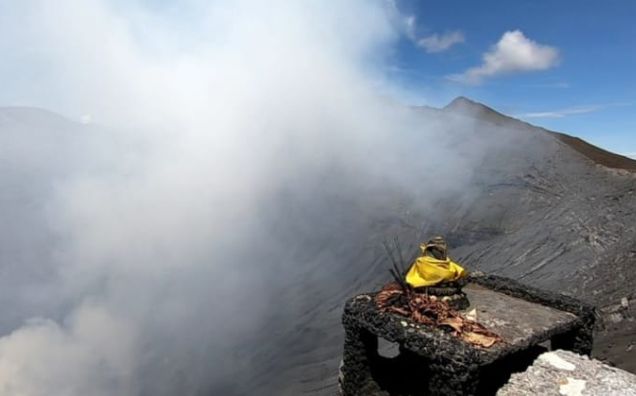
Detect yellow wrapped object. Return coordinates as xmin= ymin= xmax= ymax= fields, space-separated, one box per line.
xmin=405 ymin=246 xmax=466 ymax=288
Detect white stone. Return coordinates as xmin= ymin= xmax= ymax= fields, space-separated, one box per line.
xmin=498 ymin=350 xmax=636 ymax=396
xmin=539 ymin=352 xmax=576 ymax=371
xmin=609 ymin=312 xmax=624 ymax=323
xmin=622 ymin=297 xmax=629 ymax=308
xmin=559 ymin=377 xmax=586 ymax=396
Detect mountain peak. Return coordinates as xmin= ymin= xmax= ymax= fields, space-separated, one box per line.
xmin=442 ymin=97 xmax=636 ymax=172
xmin=442 ymin=96 xmax=519 ymax=129
xmin=445 ymin=96 xmax=479 ymax=108
xmin=444 ymin=96 xmax=496 ymax=114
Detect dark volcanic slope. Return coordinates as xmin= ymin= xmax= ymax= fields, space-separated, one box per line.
xmin=247 ymin=98 xmax=636 ymax=395
xmin=553 ymin=132 xmax=636 ymax=171
xmin=440 ymin=97 xmax=636 ymax=375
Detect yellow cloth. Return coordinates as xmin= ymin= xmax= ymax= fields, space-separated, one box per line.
xmin=405 ymin=254 xmax=466 ymax=288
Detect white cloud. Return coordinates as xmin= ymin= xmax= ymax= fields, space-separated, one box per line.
xmin=384 ymin=0 xmax=415 ymax=40
xmin=417 ymin=31 xmax=464 ymax=53
xmin=518 ymin=105 xmax=602 ymax=119
xmin=384 ymin=1 xmax=462 ymax=54
xmin=0 ymin=304 xmax=137 ymax=396
xmin=526 ymin=81 xmax=570 ymax=89
xmin=449 ymin=30 xmax=560 ymax=84
xmin=79 ymin=114 xmax=93 ymax=124
xmin=403 ymin=15 xmax=416 ymax=40
xmin=517 ymin=102 xmax=632 ymax=119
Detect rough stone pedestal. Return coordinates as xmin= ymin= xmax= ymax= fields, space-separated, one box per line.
xmin=339 ymin=274 xmax=595 ymax=396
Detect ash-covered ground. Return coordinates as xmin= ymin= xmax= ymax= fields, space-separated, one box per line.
xmin=1 ymin=98 xmax=634 ymax=395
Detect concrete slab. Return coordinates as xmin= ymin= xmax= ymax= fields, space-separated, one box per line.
xmin=464 ymin=284 xmax=578 ymax=350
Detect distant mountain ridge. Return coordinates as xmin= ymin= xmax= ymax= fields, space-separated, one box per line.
xmin=441 ymin=96 xmax=636 ymax=172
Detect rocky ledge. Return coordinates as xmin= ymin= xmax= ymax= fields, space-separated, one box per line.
xmin=497 ymin=350 xmax=636 ymax=396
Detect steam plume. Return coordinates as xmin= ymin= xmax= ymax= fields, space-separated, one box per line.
xmin=0 ymin=1 xmax=491 ymax=394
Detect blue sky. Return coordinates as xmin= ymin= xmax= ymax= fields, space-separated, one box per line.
xmin=387 ymin=0 xmax=636 ymax=157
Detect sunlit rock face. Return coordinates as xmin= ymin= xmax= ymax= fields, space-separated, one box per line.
xmin=498 ymin=350 xmax=636 ymax=396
